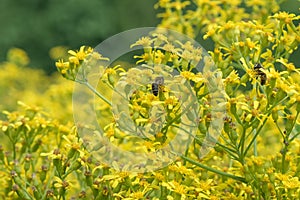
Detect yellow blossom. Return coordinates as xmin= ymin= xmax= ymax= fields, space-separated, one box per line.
xmin=55 ymin=59 xmax=69 ymax=69
xmin=271 ymin=12 xmax=300 ymax=24
xmin=224 ymin=70 xmax=240 ymax=84
xmin=53 ymin=177 xmax=71 ymax=189
xmin=68 ymin=46 xmax=91 ymax=61
xmin=245 ymin=38 xmax=256 ymax=49
xmin=282 ymin=176 xmax=300 ymax=189
xmin=180 ymin=71 xmax=195 ymax=80
xmin=276 ymin=57 xmax=296 ymax=71
xmin=130 ymin=36 xmax=153 ymax=48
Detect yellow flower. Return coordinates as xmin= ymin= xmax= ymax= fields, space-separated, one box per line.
xmin=246 ymin=0 xmax=266 ymax=6
xmin=135 ymin=140 xmax=161 ymax=152
xmin=276 ymin=58 xmax=296 ymax=71
xmin=68 ymin=56 xmax=80 ymax=65
xmin=163 ymin=43 xmax=178 ymax=54
xmin=134 ymin=53 xmax=152 ymax=64
xmin=203 ymin=24 xmax=219 ymax=40
xmin=275 ymin=173 xmax=289 ymax=181
xmin=271 ymin=12 xmax=300 ymax=24
xmin=261 ymin=49 xmax=274 ymax=63
xmin=130 ymin=191 xmax=144 ymax=199
xmin=165 ymin=96 xmax=179 ymax=110
xmin=268 ymin=68 xmax=285 ymax=79
xmin=62 ymin=132 xmax=84 ymax=158
xmin=176 ymin=162 xmax=193 ymax=176
xmin=198 ymin=179 xmax=213 ymax=191
xmin=180 ymin=71 xmax=195 ymax=80
xmin=153 ymin=50 xmax=165 ymax=64
xmin=49 ymin=46 xmax=68 ymax=60
xmin=282 ymin=176 xmax=300 ymax=189
xmin=7 ymin=48 xmax=30 ymax=66
xmin=222 ymin=21 xmax=235 ymax=31
xmin=55 ymin=59 xmax=69 ymax=69
xmin=162 ymin=180 xmax=189 ymax=196
xmin=170 ymin=1 xmax=190 ymax=10
xmin=152 ymin=33 xmax=169 ymax=44
xmin=53 ymin=176 xmax=71 ymax=189
xmin=245 ymin=38 xmax=257 ymax=49
xmin=224 ymin=70 xmax=240 ymax=85
xmin=154 ymin=0 xmax=171 ymax=9
xmin=40 ymin=148 xmax=63 ymax=160
xmin=68 ymin=46 xmax=91 ymax=61
xmin=130 ymin=36 xmax=153 ymax=48
xmin=129 ymin=187 xmax=152 ymax=199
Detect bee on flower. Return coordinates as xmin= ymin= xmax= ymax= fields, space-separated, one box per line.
xmin=253 ymin=63 xmax=267 ymax=85
xmin=152 ymin=76 xmax=165 ymax=96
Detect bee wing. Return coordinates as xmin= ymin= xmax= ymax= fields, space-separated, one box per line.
xmin=154 ymin=76 xmax=164 ymax=85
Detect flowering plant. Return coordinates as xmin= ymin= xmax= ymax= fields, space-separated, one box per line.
xmin=0 ymin=0 xmax=299 ymax=199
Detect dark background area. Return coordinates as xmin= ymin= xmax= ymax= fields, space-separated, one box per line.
xmin=0 ymin=0 xmax=298 ymax=74
xmin=0 ymin=0 xmax=159 ymax=73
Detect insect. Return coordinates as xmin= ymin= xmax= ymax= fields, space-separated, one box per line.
xmin=151 ymin=76 xmax=164 ymax=96
xmin=254 ymin=63 xmax=267 ymax=85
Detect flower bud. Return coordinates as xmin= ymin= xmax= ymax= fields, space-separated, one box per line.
xmin=272 ymin=110 xmax=278 ymax=121
xmin=198 ymin=119 xmax=206 ymax=134
xmin=108 ymin=74 xmax=116 ymax=86
xmin=32 ymin=139 xmax=42 ymax=152
xmin=240 ymin=73 xmax=249 ymax=85
xmin=225 ymin=84 xmax=233 ymax=96
xmin=32 ymin=186 xmax=41 ymax=199
xmin=40 ymin=165 xmax=48 ymax=182
xmin=230 ymin=102 xmax=237 ymax=115
xmin=285 ymin=115 xmax=295 ymax=133
xmin=85 ymin=170 xmax=93 ymax=187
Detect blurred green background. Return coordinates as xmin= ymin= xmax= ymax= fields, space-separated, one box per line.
xmin=0 ymin=0 xmax=298 ymax=74
xmin=0 ymin=0 xmax=159 ymax=74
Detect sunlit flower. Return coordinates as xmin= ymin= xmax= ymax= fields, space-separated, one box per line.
xmin=271 ymin=12 xmax=300 ymax=24
xmin=68 ymin=46 xmax=91 ymax=61
xmin=53 ymin=176 xmax=71 ymax=189
xmin=224 ymin=70 xmax=240 ymax=85
xmin=134 ymin=53 xmax=152 ymax=64
xmin=282 ymin=176 xmax=300 ymax=189
xmin=162 ymin=180 xmax=190 ymax=196
xmin=130 ymin=37 xmax=153 ymax=48
xmin=276 ymin=57 xmax=296 ymax=71
xmin=180 ymin=71 xmax=195 ymax=80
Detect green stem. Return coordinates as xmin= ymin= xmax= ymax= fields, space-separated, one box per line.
xmin=238 ymin=127 xmax=246 ymax=159
xmin=253 ymin=129 xmax=257 ymax=156
xmin=244 ymin=116 xmax=268 ymax=156
xmin=76 ymin=80 xmax=112 ymax=106
xmin=281 ymin=144 xmax=288 ymax=173
xmin=244 ymin=95 xmax=290 ymax=156
xmin=286 ymin=111 xmax=300 ymax=137
xmin=180 ymin=155 xmax=247 ymax=183
xmin=253 ymin=82 xmax=258 ymax=157
xmin=161 ymin=100 xmax=196 ymax=133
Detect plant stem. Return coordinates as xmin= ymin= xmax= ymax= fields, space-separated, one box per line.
xmin=76 ymin=80 xmax=112 ymax=106
xmin=180 ymin=155 xmax=247 ymax=183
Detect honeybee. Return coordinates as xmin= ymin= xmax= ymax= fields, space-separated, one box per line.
xmin=152 ymin=76 xmax=164 ymax=96
xmin=254 ymin=63 xmax=267 ymax=85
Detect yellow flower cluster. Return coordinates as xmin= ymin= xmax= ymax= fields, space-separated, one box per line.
xmin=1 ymin=0 xmax=300 ymax=199
xmin=55 ymin=46 xmax=109 ymax=81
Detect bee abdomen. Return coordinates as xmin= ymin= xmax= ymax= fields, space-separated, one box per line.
xmin=254 ymin=63 xmax=267 ymax=85
xmin=152 ymin=83 xmax=159 ymax=96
